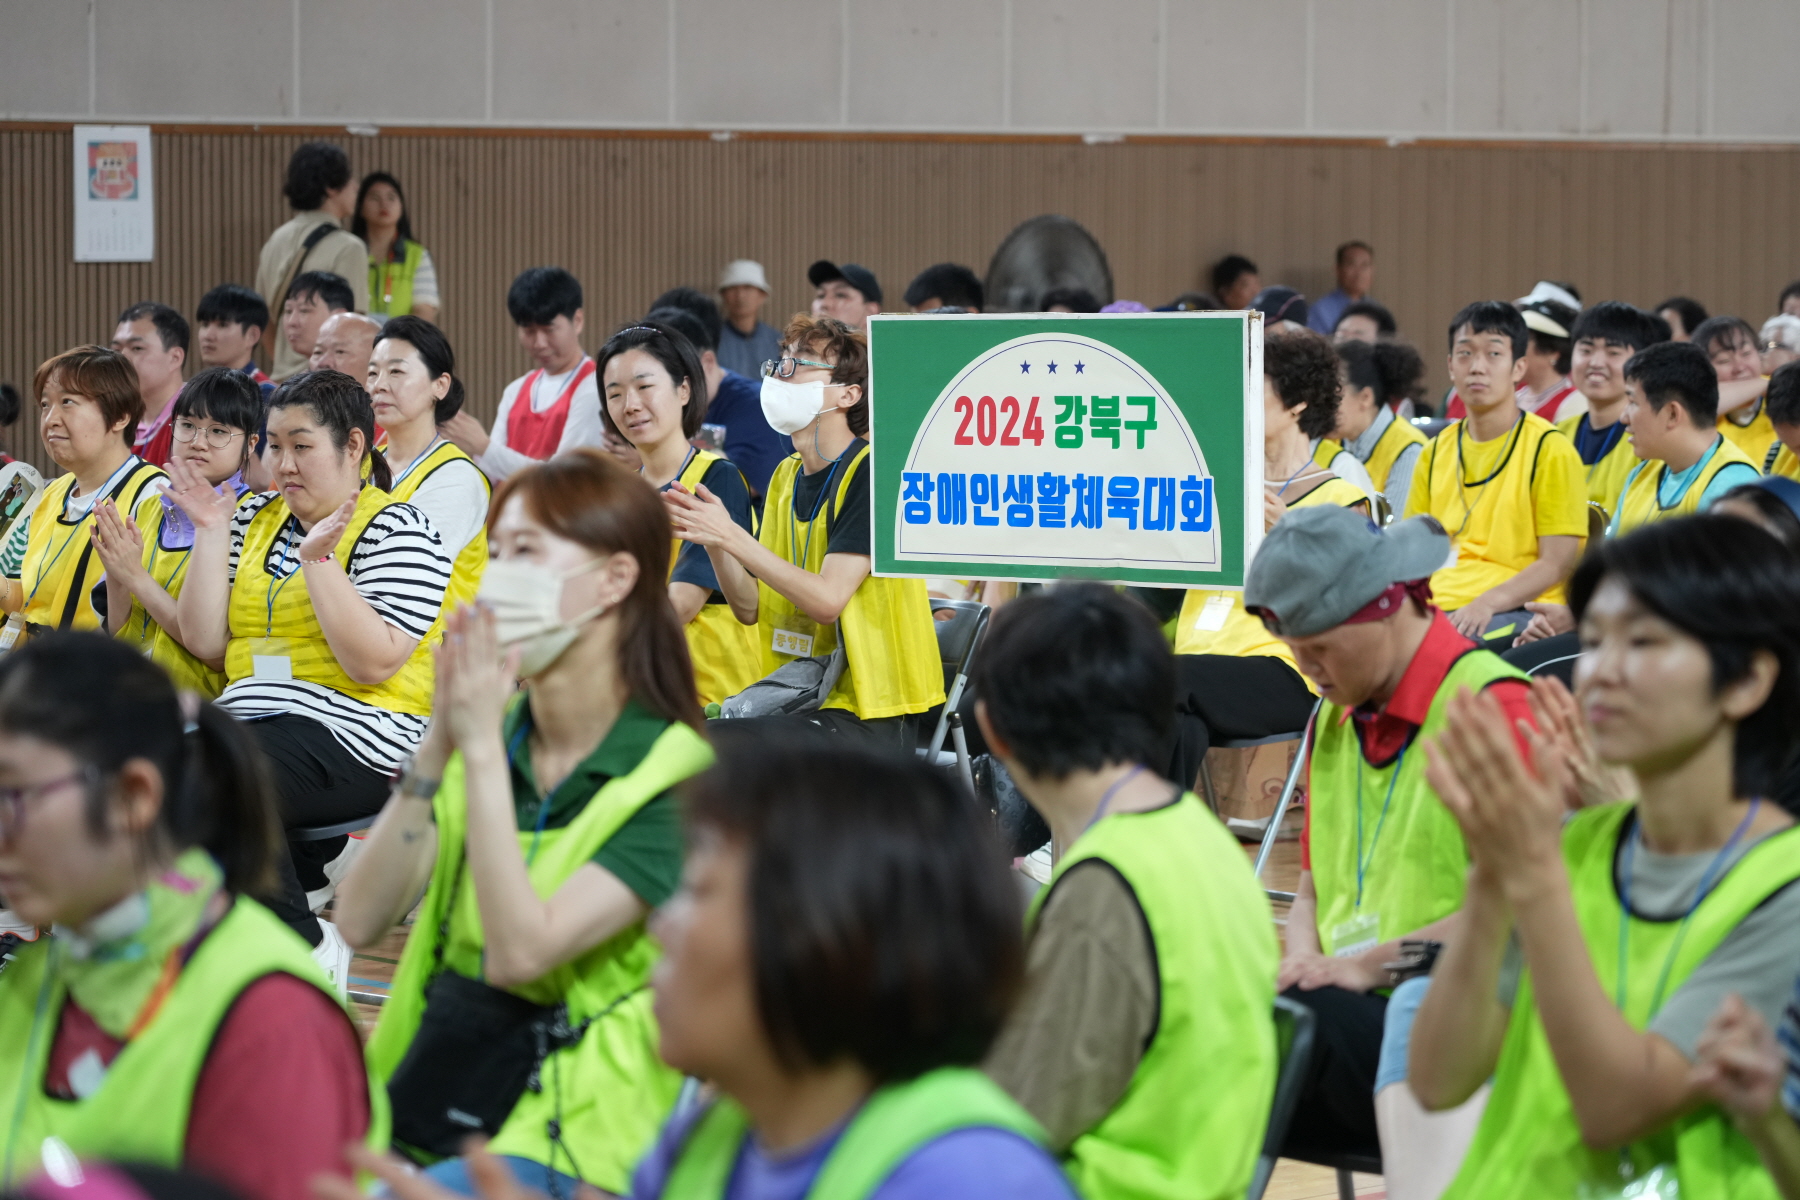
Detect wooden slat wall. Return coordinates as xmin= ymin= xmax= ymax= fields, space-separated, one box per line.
xmin=4 ymin=126 xmax=1798 ymax=475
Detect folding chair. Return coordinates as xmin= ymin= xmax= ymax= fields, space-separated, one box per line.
xmin=1247 ymin=995 xmax=1318 ymax=1200
xmin=1244 ymin=698 xmax=1324 ymax=904
xmin=1286 ymin=1148 xmax=1383 ymax=1200
xmin=923 ymin=598 xmax=990 ymax=788
xmin=289 ymin=817 xmax=372 ymax=842
xmin=1587 ymin=500 xmax=1609 ymax=543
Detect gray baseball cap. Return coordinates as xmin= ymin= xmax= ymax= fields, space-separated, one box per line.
xmin=1243 ymin=506 xmax=1450 ymax=637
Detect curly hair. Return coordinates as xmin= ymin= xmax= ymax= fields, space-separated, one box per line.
xmin=781 ymin=313 xmax=869 ymax=436
xmin=1265 ymin=328 xmax=1343 ymax=439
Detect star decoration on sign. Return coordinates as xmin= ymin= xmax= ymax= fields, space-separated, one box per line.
xmin=1047 ymin=361 xmax=1058 ymax=374
xmin=1020 ymin=361 xmax=1030 ymax=374
xmin=1074 ymin=361 xmax=1086 ymax=374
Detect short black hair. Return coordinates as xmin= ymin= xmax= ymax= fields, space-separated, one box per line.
xmin=378 ymin=315 xmax=465 ymax=424
xmin=904 ymin=263 xmax=985 ymax=311
xmin=1336 ymin=300 xmax=1396 ymax=336
xmin=684 ymin=731 xmax=1024 ymax=1083
xmin=1767 ymin=361 xmax=1800 ymax=427
xmin=196 ymin=284 xmax=269 ymax=336
xmin=1335 ymin=240 xmax=1372 ymax=265
xmin=282 ymin=141 xmax=352 ymax=211
xmin=350 ymin=171 xmax=413 ymax=244
xmin=1448 ymin=300 xmax=1529 ymax=359
xmin=1570 ymin=301 xmax=1670 ymax=353
xmin=1624 ymin=340 xmax=1719 ymax=425
xmin=603 ymin=313 xmax=710 ymax=441
xmin=974 ymin=583 xmax=1174 ymax=778
xmin=649 ymin=287 xmax=722 ymax=351
xmin=1780 ymin=280 xmax=1800 ymax=311
xmin=1569 ymin=515 xmax=1800 ymax=798
xmin=1267 ymin=329 xmax=1344 ymax=438
xmin=507 ymin=267 xmax=583 ymax=327
xmin=1717 ymin=482 xmax=1800 ymax=551
xmin=1211 ymin=254 xmax=1258 ymax=295
xmin=0 ymin=383 xmax=20 ymax=428
xmin=174 ymin=366 xmax=263 ymax=436
xmin=268 ymin=369 xmax=390 ymax=491
xmin=287 ymin=271 xmax=353 ymax=312
xmin=1338 ymin=339 xmax=1424 ymax=408
xmin=1039 ymin=286 xmax=1100 ymax=313
xmin=116 ymin=302 xmax=190 ymax=355
xmin=1691 ymin=315 xmax=1758 ymax=361
xmin=1655 ymin=296 xmax=1709 ymax=337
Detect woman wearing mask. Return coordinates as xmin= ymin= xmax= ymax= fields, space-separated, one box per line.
xmin=338 ymin=449 xmax=710 ymax=1198
xmin=597 ymin=320 xmax=759 ymax=707
xmin=0 ymin=634 xmax=379 ymax=1200
xmin=368 ymin=316 xmax=490 ymax=611
xmin=92 ymin=368 xmax=261 ymax=697
xmin=1412 ymin=516 xmax=1800 ymax=1199
xmin=167 ymin=370 xmax=452 ymax=988
xmin=0 ymin=348 xmax=164 ymax=641
xmin=353 ymin=172 xmax=439 ymax=324
xmin=664 ymin=315 xmax=943 ymax=743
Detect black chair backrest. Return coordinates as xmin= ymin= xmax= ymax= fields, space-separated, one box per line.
xmin=1248 ymin=995 xmax=1318 ymax=1200
xmin=930 ymin=598 xmax=989 ymax=682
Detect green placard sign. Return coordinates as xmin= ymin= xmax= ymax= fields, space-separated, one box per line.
xmin=867 ymin=312 xmax=1264 ymax=588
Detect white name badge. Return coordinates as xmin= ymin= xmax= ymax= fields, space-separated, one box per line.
xmin=252 ymin=654 xmax=294 ymax=681
xmin=771 ymin=628 xmax=814 ymax=658
xmin=1194 ymin=595 xmax=1235 ymax=632
xmin=1331 ymin=910 xmax=1381 ymax=959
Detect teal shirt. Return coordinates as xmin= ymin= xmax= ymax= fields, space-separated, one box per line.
xmin=503 ymin=696 xmax=685 ymax=907
xmin=1656 ymin=437 xmax=1760 ymax=511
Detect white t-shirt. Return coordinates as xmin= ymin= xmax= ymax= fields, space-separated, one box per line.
xmin=479 ymin=358 xmax=606 ymax=481
xmin=388 ymin=441 xmax=488 ymax=560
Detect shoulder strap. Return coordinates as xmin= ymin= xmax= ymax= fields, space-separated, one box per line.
xmin=56 ymin=463 xmax=162 ymax=631
xmin=1766 ymin=441 xmax=1782 ymax=473
xmin=262 ymin=222 xmax=342 ymax=357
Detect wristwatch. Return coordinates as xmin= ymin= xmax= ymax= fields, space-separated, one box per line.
xmin=394 ymin=758 xmax=441 ymax=801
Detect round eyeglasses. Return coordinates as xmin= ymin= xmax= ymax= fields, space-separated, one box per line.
xmin=172 ymin=419 xmax=243 ymax=448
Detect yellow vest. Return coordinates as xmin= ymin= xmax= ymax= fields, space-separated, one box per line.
xmin=1719 ymin=398 xmax=1777 ymax=462
xmin=1556 ymin=411 xmax=1638 ymax=516
xmin=1363 ymin=415 xmax=1427 ymax=497
xmin=119 ymin=491 xmax=251 ymax=698
xmin=223 ymin=488 xmax=443 ymax=713
xmin=671 ymin=450 xmax=764 ymax=707
xmin=1763 ymin=439 xmax=1799 ymax=481
xmin=757 ymin=446 xmax=945 ymax=719
xmin=21 ymin=461 xmax=165 ymax=634
xmin=1176 ymin=476 xmax=1367 ymax=685
xmin=1610 ymin=435 xmax=1759 ymax=536
xmin=386 ymin=439 xmax=490 ymax=614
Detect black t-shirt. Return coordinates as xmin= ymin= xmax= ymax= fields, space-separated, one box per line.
xmin=788 ymin=439 xmax=871 ymax=557
xmin=664 ymin=455 xmax=754 ymax=601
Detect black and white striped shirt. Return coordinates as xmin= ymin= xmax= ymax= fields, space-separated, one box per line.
xmin=218 ymin=492 xmax=451 ymax=773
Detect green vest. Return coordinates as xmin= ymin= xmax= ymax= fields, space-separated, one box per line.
xmin=1445 ymin=803 xmax=1800 ymax=1200
xmin=370 ymin=239 xmax=426 ymax=318
xmin=365 ymin=716 xmax=714 ymax=1194
xmin=1310 ymin=648 xmax=1524 ymax=954
xmin=659 ymin=1067 xmax=1045 ymax=1200
xmin=1026 ymin=791 xmax=1277 ymax=1200
xmin=0 ymin=896 xmax=387 ymax=1183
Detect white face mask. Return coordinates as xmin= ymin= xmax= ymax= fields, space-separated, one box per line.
xmin=475 ymin=557 xmax=609 ymax=678
xmin=759 ymin=375 xmax=835 ymax=437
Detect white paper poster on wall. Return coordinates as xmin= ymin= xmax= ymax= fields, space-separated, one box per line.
xmin=73 ymin=125 xmax=154 ymax=262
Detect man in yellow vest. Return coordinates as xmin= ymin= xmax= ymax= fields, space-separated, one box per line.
xmin=1240 ymin=505 xmax=1537 ymax=1161
xmin=1763 ymin=360 xmax=1800 ymax=480
xmin=1560 ymin=302 xmax=1670 ymax=516
xmin=1609 ymin=341 xmax=1760 ymax=536
xmin=976 ymin=584 xmax=1277 ymax=1200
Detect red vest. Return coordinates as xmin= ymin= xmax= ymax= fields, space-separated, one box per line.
xmin=504 ymin=359 xmax=595 ymax=462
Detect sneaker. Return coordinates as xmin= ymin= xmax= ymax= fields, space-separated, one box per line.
xmin=311 ymin=918 xmax=352 ymax=1001
xmin=306 ymin=836 xmax=366 ymax=914
xmin=0 ymin=933 xmax=22 ymax=979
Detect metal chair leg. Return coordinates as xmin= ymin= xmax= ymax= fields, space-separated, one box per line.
xmin=1336 ymin=1167 xmax=1356 ymax=1200
xmin=1198 ymin=754 xmax=1219 ymax=814
xmin=949 ymin=712 xmax=975 ymax=793
xmin=1252 ymin=701 xmax=1320 ymax=903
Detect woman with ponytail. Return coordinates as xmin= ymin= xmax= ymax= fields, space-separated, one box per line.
xmin=0 ymin=633 xmax=380 ymax=1200
xmin=368 ymin=317 xmax=489 ymax=611
xmin=339 ymin=449 xmax=709 ymax=1198
xmin=167 ymin=369 xmax=453 ymax=987
xmin=1336 ymin=338 xmax=1428 ymax=518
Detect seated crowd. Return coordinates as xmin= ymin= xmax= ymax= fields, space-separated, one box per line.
xmin=0 ymin=145 xmax=1799 ymax=1200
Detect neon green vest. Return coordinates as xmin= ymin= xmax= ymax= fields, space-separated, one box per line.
xmin=1027 ymin=792 xmax=1277 ymax=1199
xmin=1446 ymin=804 xmax=1800 ymax=1200
xmin=370 ymin=239 xmax=426 ymax=318
xmin=0 ymin=896 xmax=387 ymax=1183
xmin=660 ymin=1067 xmax=1045 ymax=1200
xmin=366 ymin=714 xmax=713 ymax=1194
xmin=1310 ymin=648 xmax=1524 ymax=954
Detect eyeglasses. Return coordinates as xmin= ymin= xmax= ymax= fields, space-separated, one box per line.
xmin=0 ymin=771 xmax=88 ymax=841
xmin=760 ymin=356 xmax=835 ymax=380
xmin=172 ymin=419 xmax=243 ymax=449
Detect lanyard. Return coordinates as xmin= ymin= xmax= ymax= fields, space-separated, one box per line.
xmin=264 ymin=519 xmax=304 ymax=637
xmin=1452 ymin=416 xmax=1526 ymax=540
xmin=1653 ymin=437 xmax=1724 ymax=513
xmin=26 ymin=458 xmax=138 ymax=608
xmin=649 ymin=446 xmax=697 ymax=494
xmin=1082 ymin=765 xmax=1145 ymax=836
xmin=137 ymin=536 xmax=193 ymax=644
xmin=788 ymin=452 xmax=847 ymax=570
xmin=1615 ymin=799 xmax=1761 ymax=1015
xmin=1353 ymin=735 xmax=1411 ymax=909
xmin=391 ymin=437 xmax=445 ymax=489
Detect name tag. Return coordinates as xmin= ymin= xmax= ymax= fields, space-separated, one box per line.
xmin=252 ymin=654 xmax=293 ymax=681
xmin=1194 ymin=595 xmax=1235 ymax=632
xmin=771 ymin=628 xmax=814 ymax=658
xmin=1331 ymin=910 xmax=1382 ymax=958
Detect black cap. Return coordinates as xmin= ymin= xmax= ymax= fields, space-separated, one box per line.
xmin=808 ymin=260 xmax=883 ymax=305
xmin=1252 ymin=286 xmax=1308 ymax=326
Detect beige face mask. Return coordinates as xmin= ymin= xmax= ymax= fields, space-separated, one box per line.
xmin=475 ymin=556 xmax=608 ymax=677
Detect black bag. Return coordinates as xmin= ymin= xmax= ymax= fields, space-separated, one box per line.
xmin=386 ymin=968 xmax=560 ymax=1157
